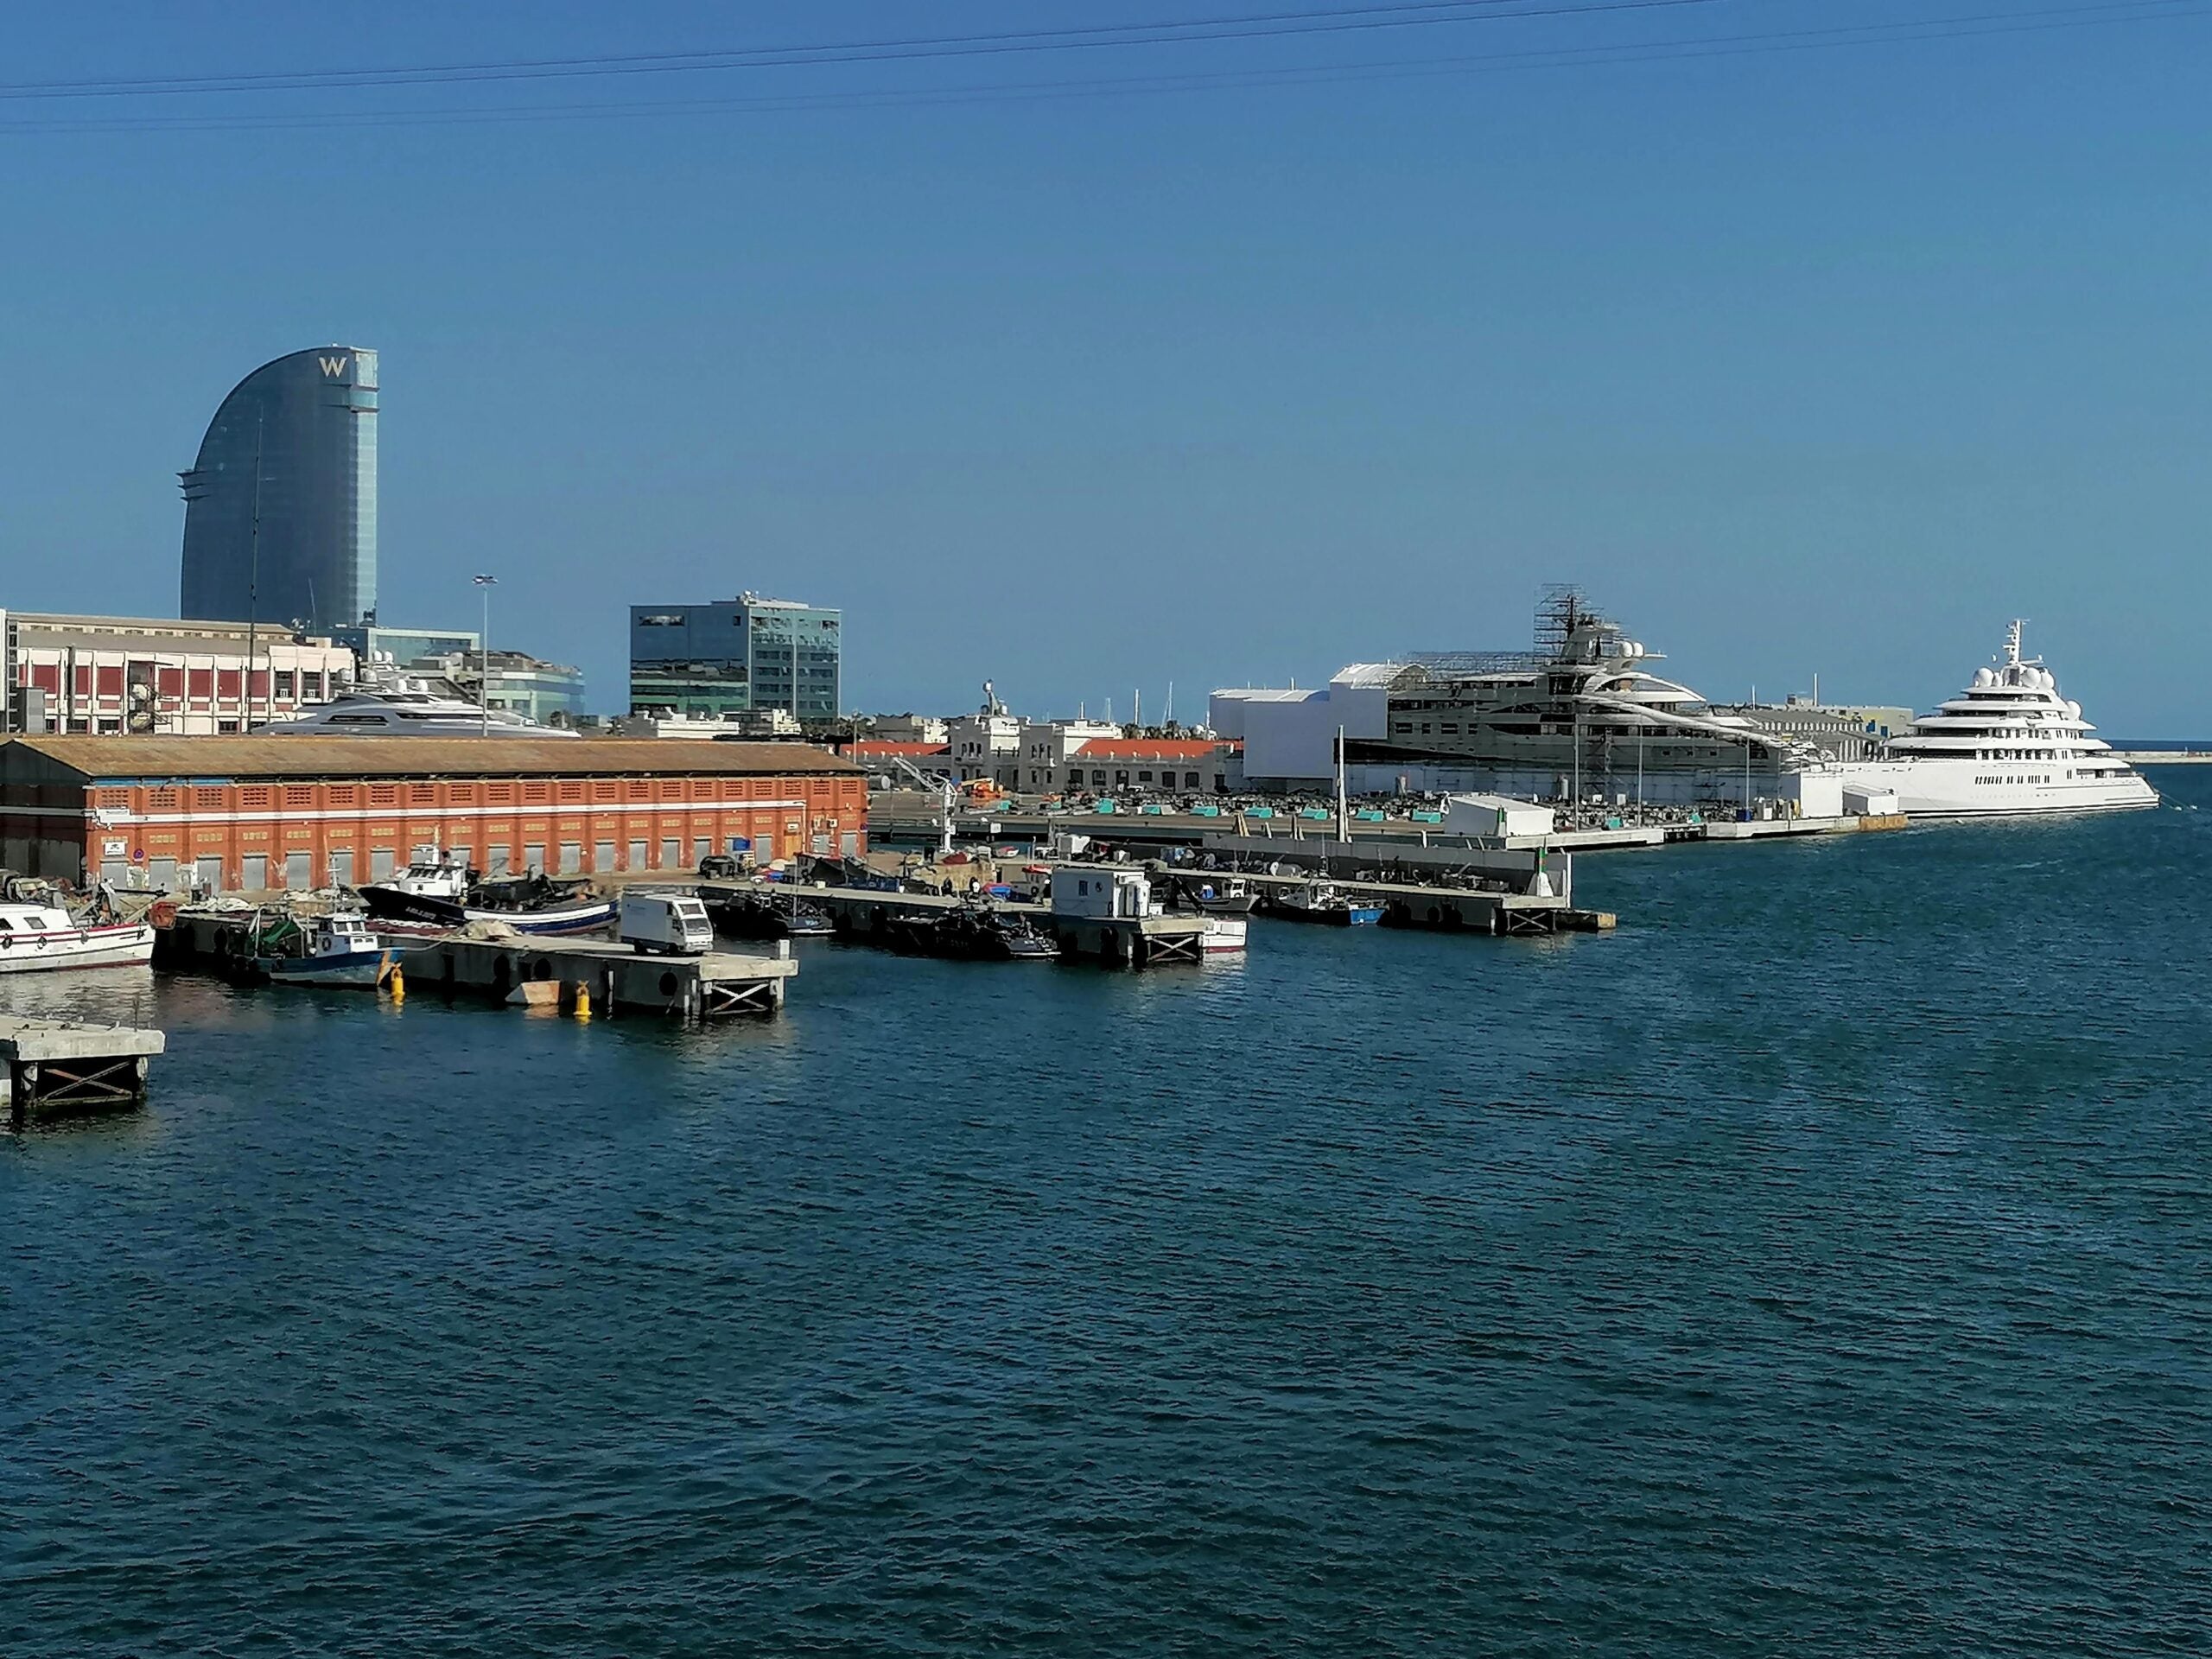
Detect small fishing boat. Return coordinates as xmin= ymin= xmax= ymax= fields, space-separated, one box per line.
xmin=881 ymin=901 xmax=1059 ymax=961
xmin=698 ymin=885 xmax=835 ymax=940
xmin=0 ymin=880 xmax=155 ymax=973
xmin=460 ymin=873 xmax=617 ymax=935
xmin=254 ymin=910 xmax=397 ymax=989
xmin=1175 ymin=876 xmax=1256 ymax=916
xmin=359 ymin=847 xmax=615 ymax=935
xmin=1263 ymin=880 xmax=1382 ymax=926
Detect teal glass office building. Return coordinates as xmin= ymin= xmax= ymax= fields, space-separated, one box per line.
xmin=180 ymin=346 xmax=378 ymax=633
xmin=630 ymin=594 xmax=842 ymax=722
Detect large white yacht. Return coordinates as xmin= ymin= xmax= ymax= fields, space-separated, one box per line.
xmin=1359 ymin=589 xmax=1824 ymax=801
xmin=1842 ymin=622 xmax=2155 ymax=817
xmin=257 ymin=663 xmax=578 ymax=738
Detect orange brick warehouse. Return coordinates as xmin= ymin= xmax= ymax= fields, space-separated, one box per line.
xmin=0 ymin=736 xmax=867 ymax=892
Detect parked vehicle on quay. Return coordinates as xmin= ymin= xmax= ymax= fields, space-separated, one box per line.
xmin=620 ymin=893 xmax=715 ymax=957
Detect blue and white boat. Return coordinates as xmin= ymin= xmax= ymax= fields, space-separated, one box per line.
xmin=1264 ymin=880 xmax=1382 ymax=926
xmin=255 ymin=910 xmax=397 ymax=989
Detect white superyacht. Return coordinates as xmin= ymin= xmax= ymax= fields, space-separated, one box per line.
xmin=1843 ymin=622 xmax=2155 ymax=817
xmin=256 ymin=662 xmax=578 ymax=738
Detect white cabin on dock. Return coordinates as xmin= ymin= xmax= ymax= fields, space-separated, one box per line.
xmin=1051 ymin=868 xmax=1159 ymax=920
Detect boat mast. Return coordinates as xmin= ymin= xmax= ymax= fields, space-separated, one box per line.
xmin=1335 ymin=724 xmax=1348 ymax=842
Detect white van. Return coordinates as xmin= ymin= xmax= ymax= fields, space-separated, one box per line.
xmin=620 ymin=892 xmax=714 ymax=956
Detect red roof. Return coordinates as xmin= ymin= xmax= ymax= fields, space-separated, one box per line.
xmin=849 ymin=741 xmax=950 ymax=757
xmin=1070 ymin=739 xmax=1227 ymax=760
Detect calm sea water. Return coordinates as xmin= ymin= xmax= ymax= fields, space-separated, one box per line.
xmin=7 ymin=775 xmax=2211 ymax=1656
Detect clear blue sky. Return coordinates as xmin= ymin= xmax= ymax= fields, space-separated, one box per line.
xmin=3 ymin=2 xmax=2207 ymax=733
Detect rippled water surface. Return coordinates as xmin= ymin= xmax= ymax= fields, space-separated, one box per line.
xmin=7 ymin=779 xmax=2212 ymax=1656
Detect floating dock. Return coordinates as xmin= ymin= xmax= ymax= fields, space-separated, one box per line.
xmin=707 ymin=881 xmax=1216 ymax=967
xmin=399 ymin=933 xmax=796 ymax=1018
xmin=2 ymin=1016 xmax=164 ymax=1122
xmin=1196 ymin=867 xmax=1611 ymax=936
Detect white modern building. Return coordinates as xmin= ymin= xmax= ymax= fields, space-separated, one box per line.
xmin=1443 ymin=793 xmax=1557 ymax=839
xmin=1208 ymin=664 xmax=1397 ymax=789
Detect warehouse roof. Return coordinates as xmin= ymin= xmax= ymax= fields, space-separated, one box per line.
xmin=0 ymin=735 xmax=861 ymax=782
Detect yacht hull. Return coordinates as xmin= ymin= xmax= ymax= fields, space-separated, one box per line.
xmin=1840 ymin=763 xmax=2158 ymax=818
xmin=0 ymin=923 xmax=156 ymax=973
xmin=359 ymin=886 xmax=615 ymax=934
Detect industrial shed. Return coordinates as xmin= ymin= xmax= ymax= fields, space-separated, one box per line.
xmin=0 ymin=736 xmax=866 ymax=892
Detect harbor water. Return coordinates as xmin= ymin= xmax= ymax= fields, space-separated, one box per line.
xmin=6 ymin=775 xmax=2211 ymax=1655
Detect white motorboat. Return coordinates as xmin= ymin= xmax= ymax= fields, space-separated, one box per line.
xmin=0 ymin=898 xmax=156 ymax=973
xmin=1199 ymin=916 xmax=1249 ymax=954
xmin=1840 ymin=622 xmax=2158 ymax=817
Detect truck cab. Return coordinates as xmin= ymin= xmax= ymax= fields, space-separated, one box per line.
xmin=620 ymin=892 xmax=715 ymax=956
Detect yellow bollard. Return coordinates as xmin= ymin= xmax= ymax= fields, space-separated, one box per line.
xmin=575 ymin=981 xmax=592 ymax=1021
xmin=387 ymin=962 xmax=405 ymax=1004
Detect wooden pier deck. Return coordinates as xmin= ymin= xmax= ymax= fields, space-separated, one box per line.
xmin=398 ymin=934 xmax=797 ymax=1019
xmin=2 ymin=1016 xmax=164 ymax=1122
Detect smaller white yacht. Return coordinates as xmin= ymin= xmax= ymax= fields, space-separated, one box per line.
xmin=257 ymin=661 xmax=577 ymax=738
xmin=0 ymin=895 xmax=156 ymax=973
xmin=1842 ymin=622 xmax=2157 ymax=818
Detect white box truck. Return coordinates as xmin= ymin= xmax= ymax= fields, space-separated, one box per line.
xmin=620 ymin=892 xmax=714 ymax=956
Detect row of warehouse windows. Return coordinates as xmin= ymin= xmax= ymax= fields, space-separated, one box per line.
xmin=113 ymin=779 xmax=843 ymax=811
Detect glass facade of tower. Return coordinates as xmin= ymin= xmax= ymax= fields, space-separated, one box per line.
xmin=180 ymin=346 xmax=378 ymax=633
xmin=629 ymin=595 xmax=842 ymax=722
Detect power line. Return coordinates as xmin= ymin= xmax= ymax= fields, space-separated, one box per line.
xmin=0 ymin=0 xmax=1723 ymax=100
xmin=0 ymin=0 xmax=2199 ymax=134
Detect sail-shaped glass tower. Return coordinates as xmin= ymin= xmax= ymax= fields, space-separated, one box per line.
xmin=179 ymin=346 xmax=378 ymax=632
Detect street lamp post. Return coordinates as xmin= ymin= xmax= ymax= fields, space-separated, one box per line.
xmin=473 ymin=575 xmax=497 ymax=735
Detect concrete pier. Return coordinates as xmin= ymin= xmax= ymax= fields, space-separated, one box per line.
xmin=2 ymin=1017 xmax=164 ymax=1122
xmin=400 ymin=934 xmax=796 ymax=1019
xmin=874 ymin=798 xmax=1907 ymax=857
